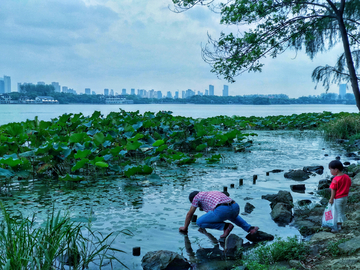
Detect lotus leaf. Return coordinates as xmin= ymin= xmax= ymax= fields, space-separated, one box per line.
xmin=0 ymin=168 xmax=13 ymax=177
xmin=59 ymin=174 xmax=85 ymax=181
xmin=74 ymin=150 xmax=92 ymax=159
xmin=132 ymin=122 xmax=143 ymax=131
xmin=103 ymin=141 xmax=112 ymax=148
xmin=95 ymin=161 xmax=109 ymax=168
xmin=87 ymin=129 xmax=98 ymax=136
xmin=103 ymin=154 xmax=113 ymax=161
xmin=196 ymin=144 xmax=207 ymax=151
xmin=71 ymin=158 xmax=89 ymax=171
xmin=156 ymin=145 xmax=168 ymax=153
xmin=69 ymin=132 xmax=88 ymax=143
xmin=126 ymin=140 xmax=142 ymax=151
xmin=93 ymin=132 xmax=106 ymax=146
xmin=153 ymin=140 xmax=164 ymax=147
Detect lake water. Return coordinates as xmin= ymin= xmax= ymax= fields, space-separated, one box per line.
xmin=0 ymin=104 xmax=356 ymax=269
xmin=0 ymin=104 xmax=358 ymax=126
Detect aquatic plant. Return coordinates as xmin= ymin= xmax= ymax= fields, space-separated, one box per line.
xmin=0 ymin=110 xmax=255 ymax=182
xmin=0 ymin=203 xmax=128 ymax=269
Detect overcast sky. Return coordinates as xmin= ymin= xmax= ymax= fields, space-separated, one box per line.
xmin=0 ymin=0 xmax=346 ymax=98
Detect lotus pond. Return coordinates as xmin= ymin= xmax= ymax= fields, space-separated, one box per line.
xmin=0 ymin=127 xmax=350 ymax=269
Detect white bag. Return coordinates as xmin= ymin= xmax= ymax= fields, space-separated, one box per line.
xmin=322 ymin=203 xmax=336 ymax=228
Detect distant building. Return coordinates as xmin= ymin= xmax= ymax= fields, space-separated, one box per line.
xmin=339 ymin=84 xmax=346 ymax=99
xmin=131 ymin=88 xmax=135 ymax=95
xmin=52 ymin=82 xmax=61 ymax=93
xmin=92 ymin=91 xmax=96 ymax=95
xmin=35 ymin=96 xmax=59 ymax=104
xmin=62 ymin=86 xmax=68 ymax=93
xmin=205 ymin=89 xmax=209 ymax=96
xmin=185 ymin=89 xmax=195 ymax=98
xmin=121 ymin=89 xmax=126 ymax=95
xmin=37 ymin=81 xmax=45 ymax=85
xmin=209 ymin=85 xmax=214 ymax=96
xmin=105 ymin=97 xmax=134 ymax=104
xmin=182 ymin=91 xmax=185 ymax=99
xmin=104 ymin=88 xmax=109 ymax=96
xmin=223 ymin=85 xmax=229 ymax=96
xmin=0 ymin=94 xmax=11 ymax=103
xmin=0 ymin=78 xmax=4 ymax=94
xmin=110 ymin=89 xmax=114 ymax=96
xmin=156 ymin=91 xmax=162 ymax=99
xmin=174 ymin=91 xmax=179 ymax=99
xmin=85 ymin=88 xmax=91 ymax=95
xmin=166 ymin=91 xmax=173 ymax=98
xmin=4 ymin=76 xmax=11 ymax=93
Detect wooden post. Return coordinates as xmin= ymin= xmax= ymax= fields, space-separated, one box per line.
xmin=266 ymin=172 xmax=269 ymax=176
xmin=133 ymin=247 xmax=141 ymax=256
xmin=253 ymin=175 xmax=257 ymax=184
xmin=230 ymin=183 xmax=235 ymax=188
xmin=239 ymin=179 xmax=243 ymax=186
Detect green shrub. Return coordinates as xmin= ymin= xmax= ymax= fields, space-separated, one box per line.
xmin=237 ymin=236 xmax=309 ymax=269
xmin=322 ymin=114 xmax=360 ymax=140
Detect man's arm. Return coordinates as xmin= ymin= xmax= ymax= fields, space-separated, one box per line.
xmin=179 ymin=206 xmax=196 ymax=233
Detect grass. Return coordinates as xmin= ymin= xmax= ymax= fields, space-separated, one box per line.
xmin=322 ymin=114 xmax=360 ymax=140
xmin=321 ymin=239 xmax=348 ymax=257
xmin=0 ymin=203 xmax=130 ymax=269
xmin=233 ymin=236 xmax=309 ymax=270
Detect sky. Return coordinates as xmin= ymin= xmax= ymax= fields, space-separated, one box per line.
xmin=0 ymin=0 xmax=347 ymax=98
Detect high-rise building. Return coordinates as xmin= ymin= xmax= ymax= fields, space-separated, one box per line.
xmin=92 ymin=91 xmax=96 ymax=95
xmin=131 ymin=88 xmax=135 ymax=95
xmin=156 ymin=91 xmax=162 ymax=99
xmin=205 ymin=89 xmax=209 ymax=96
xmin=166 ymin=91 xmax=173 ymax=98
xmin=0 ymin=78 xmax=4 ymax=94
xmin=174 ymin=91 xmax=179 ymax=99
xmin=62 ymin=86 xmax=68 ymax=93
xmin=37 ymin=81 xmax=45 ymax=85
xmin=110 ymin=89 xmax=114 ymax=96
xmin=104 ymin=88 xmax=109 ymax=96
xmin=223 ymin=85 xmax=229 ymax=96
xmin=339 ymin=84 xmax=346 ymax=99
xmin=121 ymin=89 xmax=126 ymax=95
xmin=209 ymin=85 xmax=214 ymax=96
xmin=185 ymin=89 xmax=195 ymax=98
xmin=4 ymin=76 xmax=11 ymax=93
xmin=52 ymin=82 xmax=61 ymax=93
xmin=182 ymin=91 xmax=185 ymax=99
xmin=85 ymin=88 xmax=91 ymax=95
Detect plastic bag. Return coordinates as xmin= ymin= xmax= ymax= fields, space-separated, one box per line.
xmin=322 ymin=203 xmax=336 ymax=228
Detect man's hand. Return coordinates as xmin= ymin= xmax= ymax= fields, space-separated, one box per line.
xmin=179 ymin=226 xmax=188 ymax=233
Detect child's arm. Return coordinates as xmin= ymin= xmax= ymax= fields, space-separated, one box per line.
xmin=329 ymin=189 xmax=336 ymax=204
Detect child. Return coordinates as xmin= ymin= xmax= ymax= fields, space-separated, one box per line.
xmin=328 ymin=160 xmax=352 ymax=232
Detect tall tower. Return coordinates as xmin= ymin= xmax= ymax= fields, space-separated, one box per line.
xmin=4 ymin=76 xmax=11 ymax=93
xmin=339 ymin=84 xmax=346 ymax=99
xmin=104 ymin=88 xmax=109 ymax=96
xmin=223 ymin=85 xmax=229 ymax=96
xmin=52 ymin=82 xmax=61 ymax=93
xmin=209 ymin=85 xmax=214 ymax=96
xmin=0 ymin=78 xmax=4 ymax=94
xmin=85 ymin=88 xmax=91 ymax=95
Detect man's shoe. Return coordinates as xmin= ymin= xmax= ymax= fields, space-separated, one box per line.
xmin=220 ymin=223 xmax=234 ymax=238
xmin=249 ymin=226 xmax=259 ymax=234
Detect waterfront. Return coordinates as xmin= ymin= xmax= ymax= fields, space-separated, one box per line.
xmin=0 ymin=103 xmax=358 ymax=126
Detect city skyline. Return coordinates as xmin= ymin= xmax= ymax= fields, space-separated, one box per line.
xmin=0 ymin=0 xmax=348 ymax=99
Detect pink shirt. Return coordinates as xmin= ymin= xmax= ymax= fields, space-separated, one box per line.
xmin=329 ymin=174 xmax=352 ymax=199
xmin=191 ymin=191 xmax=233 ymax=212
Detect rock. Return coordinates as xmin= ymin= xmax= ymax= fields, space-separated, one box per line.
xmin=345 ymin=152 xmax=358 ymax=157
xmin=224 ymin=234 xmax=243 ymax=257
xmin=336 ymin=156 xmax=341 ymax=160
xmin=310 ymin=232 xmax=337 ymax=242
xmin=351 ymin=173 xmax=360 ymax=185
xmin=298 ymin=199 xmax=312 ymax=206
xmin=290 ymin=184 xmax=306 ymax=193
xmin=324 ymin=154 xmax=329 ymax=156
xmin=270 ymin=203 xmax=293 ymax=225
xmin=196 ymin=245 xmax=224 ymax=263
xmin=244 ymin=202 xmax=255 ymax=214
xmin=318 ymin=179 xmax=331 ymax=190
xmin=338 ymin=236 xmax=360 ymax=254
xmin=317 ymin=188 xmax=331 ymax=198
xmin=245 ymin=230 xmax=274 ymax=243
xmin=303 ymin=165 xmax=324 ymax=175
xmin=284 ymin=169 xmax=310 ymax=181
xmin=262 ymin=190 xmax=293 ymax=210
xmin=268 ymin=169 xmax=284 ymax=173
xmin=288 ymin=260 xmax=302 ymax=268
xmin=344 ymin=161 xmax=351 ymax=166
xmin=141 ymin=250 xmax=191 ymax=270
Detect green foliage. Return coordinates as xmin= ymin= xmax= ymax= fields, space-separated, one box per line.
xmin=0 ymin=203 xmax=128 ymax=269
xmin=321 ymin=113 xmax=360 ymax=140
xmin=239 ymin=236 xmax=309 ymax=268
xmin=322 ymin=239 xmax=348 ymax=257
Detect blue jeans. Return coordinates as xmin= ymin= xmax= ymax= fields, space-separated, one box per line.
xmin=196 ymin=203 xmax=251 ymax=232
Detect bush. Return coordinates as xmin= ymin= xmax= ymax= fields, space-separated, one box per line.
xmin=237 ymin=236 xmax=309 ymax=269
xmin=322 ymin=114 xmax=360 ymax=140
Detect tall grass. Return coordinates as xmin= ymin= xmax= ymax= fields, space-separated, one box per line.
xmin=0 ymin=203 xmax=129 ymax=269
xmin=322 ymin=114 xmax=360 ymax=140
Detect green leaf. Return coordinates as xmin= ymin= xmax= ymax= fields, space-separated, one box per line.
xmin=69 ymin=133 xmax=88 ymax=143
xmin=0 ymin=168 xmax=13 ymax=177
xmin=95 ymin=161 xmax=109 ymax=168
xmin=59 ymin=174 xmax=85 ymax=182
xmin=71 ymin=158 xmax=89 ymax=171
xmin=74 ymin=149 xmax=92 ymax=159
xmin=93 ymin=132 xmax=105 ymax=146
xmin=153 ymin=140 xmax=165 ymax=147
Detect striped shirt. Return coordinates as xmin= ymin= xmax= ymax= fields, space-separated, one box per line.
xmin=191 ymin=191 xmax=233 ymax=212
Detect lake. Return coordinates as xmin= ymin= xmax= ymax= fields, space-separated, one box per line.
xmin=0 ymin=103 xmax=358 ymax=126
xmin=0 ymin=104 xmax=355 ymax=269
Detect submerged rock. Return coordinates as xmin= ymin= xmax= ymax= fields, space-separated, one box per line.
xmin=270 ymin=203 xmax=293 ymax=225
xmin=303 ymin=165 xmax=324 ymax=175
xmin=244 ymin=202 xmax=255 ymax=214
xmin=141 ymin=250 xmax=191 ymax=270
xmin=290 ymin=184 xmax=306 ymax=193
xmin=262 ymin=190 xmax=293 ymax=208
xmin=284 ymin=169 xmax=310 ymax=181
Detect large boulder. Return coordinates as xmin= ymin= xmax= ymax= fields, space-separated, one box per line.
xmin=290 ymin=184 xmax=305 ymax=193
xmin=262 ymin=190 xmax=293 ymax=210
xmin=352 ymin=173 xmax=360 ymax=185
xmin=284 ymin=169 xmax=310 ymax=181
xmin=141 ymin=250 xmax=191 ymax=270
xmin=245 ymin=231 xmax=274 ymax=243
xmin=224 ymin=234 xmax=243 ymax=257
xmin=270 ymin=203 xmax=293 ymax=225
xmin=338 ymin=236 xmax=360 ymax=254
xmin=318 ymin=179 xmax=331 ymax=190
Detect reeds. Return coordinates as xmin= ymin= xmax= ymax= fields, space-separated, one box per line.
xmin=321 ymin=114 xmax=360 ymax=140
xmin=0 ymin=203 xmax=128 ymax=269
